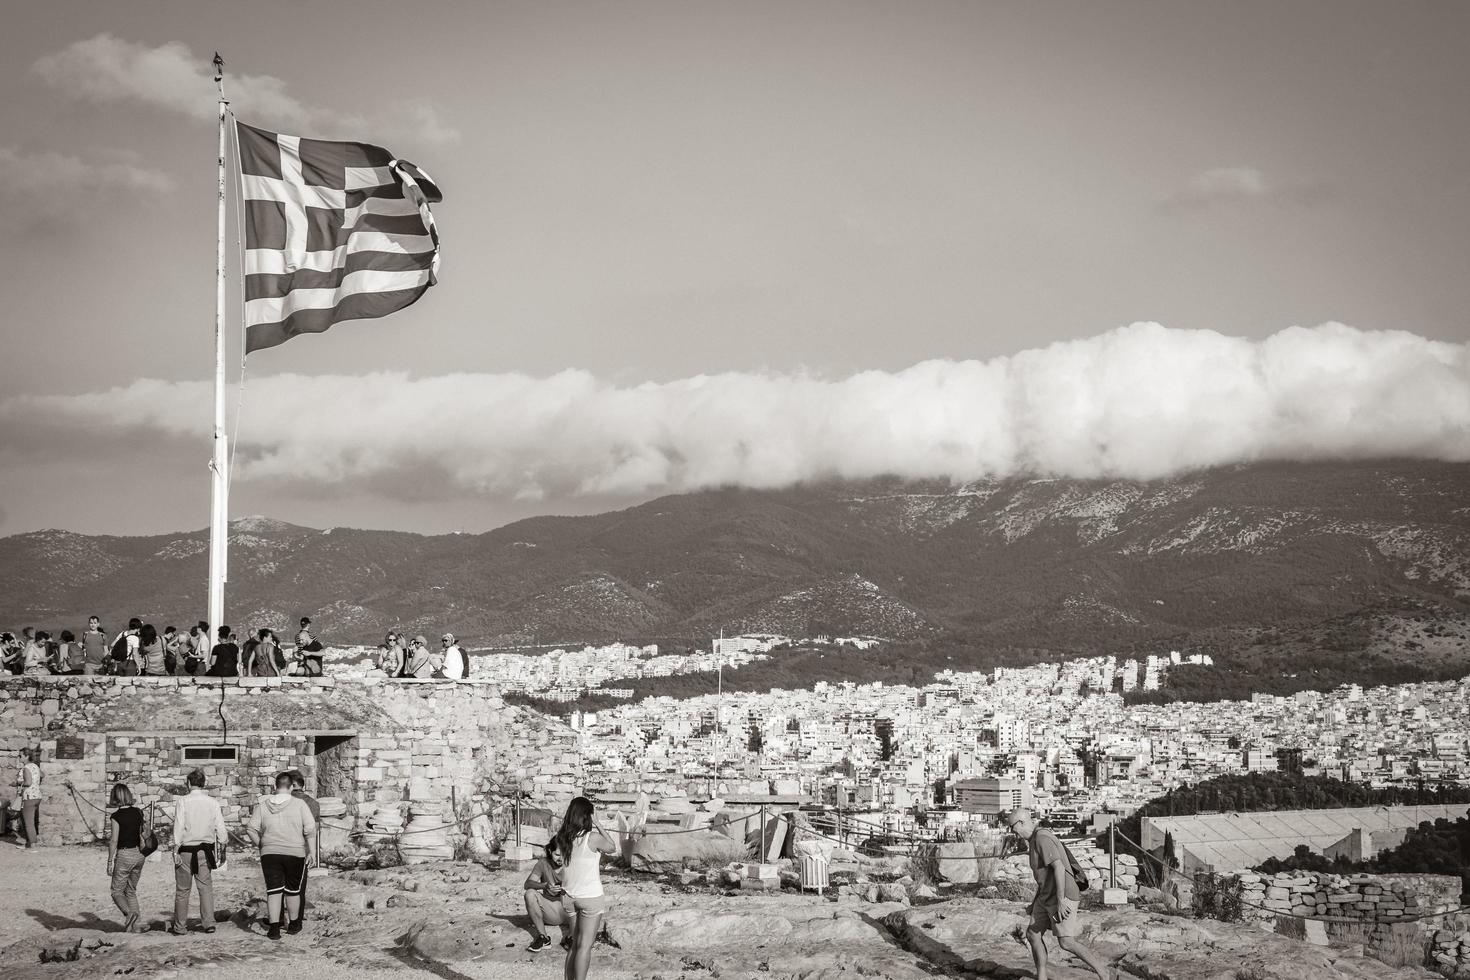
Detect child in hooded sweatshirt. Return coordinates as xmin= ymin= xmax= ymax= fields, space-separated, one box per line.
xmin=246 ymin=771 xmax=317 ymax=940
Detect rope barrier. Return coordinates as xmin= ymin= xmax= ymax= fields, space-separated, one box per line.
xmin=1110 ymin=825 xmax=1470 ymax=925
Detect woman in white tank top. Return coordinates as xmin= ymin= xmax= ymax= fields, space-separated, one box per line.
xmin=552 ymin=796 xmax=620 ymax=980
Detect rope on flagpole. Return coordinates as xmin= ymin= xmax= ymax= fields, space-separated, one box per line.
xmin=226 ymin=107 xmax=248 ymax=486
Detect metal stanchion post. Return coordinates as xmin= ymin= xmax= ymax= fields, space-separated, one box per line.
xmin=1109 ymin=821 xmax=1116 ymax=889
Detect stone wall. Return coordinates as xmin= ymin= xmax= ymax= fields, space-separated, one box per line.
xmin=1432 ymin=929 xmax=1470 ymax=978
xmin=0 ymin=675 xmax=583 ymax=845
xmin=105 ymin=733 xmax=310 ymax=830
xmin=1235 ymin=869 xmax=1464 ymax=923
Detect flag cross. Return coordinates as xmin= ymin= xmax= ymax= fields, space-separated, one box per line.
xmin=241 ymin=134 xmax=347 ymax=272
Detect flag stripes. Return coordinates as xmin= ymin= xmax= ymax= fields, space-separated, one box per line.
xmin=236 ymin=120 xmax=442 ymax=353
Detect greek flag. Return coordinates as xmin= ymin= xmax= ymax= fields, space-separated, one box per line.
xmin=235 ymin=121 xmax=442 ymax=354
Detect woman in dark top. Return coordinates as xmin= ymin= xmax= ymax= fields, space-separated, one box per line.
xmin=107 ymin=783 xmax=148 ymax=932
xmin=206 ymin=626 xmax=240 ymax=677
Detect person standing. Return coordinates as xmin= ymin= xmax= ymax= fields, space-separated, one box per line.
xmin=170 ymin=769 xmax=226 ymax=935
xmin=111 ymin=618 xmax=143 ymax=676
xmin=205 ymin=627 xmax=240 ymax=677
xmin=285 ymin=771 xmax=319 ymax=930
xmin=1005 ymin=808 xmax=1114 ymax=980
xmin=554 ymin=796 xmax=621 ymax=980
xmin=81 ymin=617 xmax=109 ymax=675
xmin=163 ymin=627 xmax=184 ymax=675
xmin=16 ymin=747 xmax=43 ymax=849
xmin=52 ymin=630 xmax=80 ymax=674
xmin=107 ymin=783 xmax=148 ymax=932
xmin=440 ymin=633 xmax=467 ymax=681
xmin=139 ymin=625 xmax=167 ymax=677
xmin=523 ymin=842 xmax=573 ymax=952
xmin=246 ymin=772 xmax=317 ymax=940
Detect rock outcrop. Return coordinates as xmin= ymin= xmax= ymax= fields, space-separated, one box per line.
xmin=629 ymin=829 xmax=751 ymax=874
xmin=883 ymin=899 xmax=1439 ymax=980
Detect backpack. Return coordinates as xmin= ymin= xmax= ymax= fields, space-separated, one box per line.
xmin=454 ymin=645 xmax=471 ymax=678
xmin=110 ymin=634 xmax=131 ymax=662
xmin=1032 ymin=829 xmax=1090 ymax=893
xmin=1059 ymin=837 xmax=1091 ymax=892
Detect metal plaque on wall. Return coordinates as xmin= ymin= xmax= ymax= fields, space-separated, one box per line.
xmin=55 ymin=736 xmax=85 ymax=760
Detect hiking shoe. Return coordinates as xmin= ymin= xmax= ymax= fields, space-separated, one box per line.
xmin=286 ymin=921 xmax=303 ymax=936
xmin=527 ymin=934 xmax=552 ymax=952
xmin=559 ymin=935 xmax=573 ymax=951
xmin=267 ymin=924 xmax=282 ymax=941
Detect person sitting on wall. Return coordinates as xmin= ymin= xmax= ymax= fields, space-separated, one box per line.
xmin=377 ymin=632 xmax=403 ymax=677
xmin=294 ymin=618 xmax=324 ymax=676
xmin=182 ymin=625 xmax=206 ymax=675
xmin=163 ymin=626 xmax=184 ymax=675
xmin=406 ymin=636 xmax=435 ymax=678
xmin=523 ymin=841 xmax=574 ymax=953
xmin=439 ymin=633 xmax=467 ymax=680
xmin=205 ymin=627 xmax=240 ymax=677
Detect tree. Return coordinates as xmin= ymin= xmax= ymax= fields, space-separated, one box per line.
xmin=1162 ymin=830 xmax=1179 ymax=869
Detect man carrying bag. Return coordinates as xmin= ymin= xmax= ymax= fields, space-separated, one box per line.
xmin=1005 ymin=808 xmax=1115 ymax=980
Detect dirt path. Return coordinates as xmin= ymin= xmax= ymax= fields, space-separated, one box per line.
xmin=0 ymin=844 xmax=645 ymax=979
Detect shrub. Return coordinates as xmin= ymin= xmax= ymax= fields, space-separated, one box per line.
xmin=1192 ymin=873 xmax=1245 ymax=923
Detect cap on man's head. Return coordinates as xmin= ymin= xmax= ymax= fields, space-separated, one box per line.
xmin=441 ymin=633 xmax=455 ymax=643
xmin=300 ymin=617 xmax=311 ymax=626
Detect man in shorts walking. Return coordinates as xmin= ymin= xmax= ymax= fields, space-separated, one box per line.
xmin=1006 ymin=808 xmax=1114 ymax=980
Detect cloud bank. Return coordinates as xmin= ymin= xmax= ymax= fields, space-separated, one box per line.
xmin=33 ymin=34 xmax=459 ymax=148
xmin=0 ymin=146 xmax=174 ymax=196
xmin=2 ymin=324 xmax=1466 ymax=502
xmin=1164 ymin=166 xmax=1328 ymax=211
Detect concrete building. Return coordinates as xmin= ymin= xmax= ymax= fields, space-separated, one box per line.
xmin=951 ymin=777 xmax=1031 ymax=818
xmin=1141 ymin=804 xmax=1470 ymax=873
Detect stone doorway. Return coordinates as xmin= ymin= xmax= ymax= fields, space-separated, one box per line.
xmin=313 ymin=734 xmax=357 ymax=800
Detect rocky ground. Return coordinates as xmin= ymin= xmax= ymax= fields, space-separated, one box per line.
xmin=0 ymin=845 xmax=1444 ymax=980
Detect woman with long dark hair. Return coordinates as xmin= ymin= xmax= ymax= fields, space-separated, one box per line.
xmin=552 ymin=796 xmax=620 ymax=980
xmin=139 ymin=625 xmax=166 ymax=676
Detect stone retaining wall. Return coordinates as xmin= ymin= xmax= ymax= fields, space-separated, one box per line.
xmin=1432 ymin=929 xmax=1470 ymax=977
xmin=0 ymin=675 xmax=583 ymax=845
xmin=1235 ymin=869 xmax=1463 ymax=922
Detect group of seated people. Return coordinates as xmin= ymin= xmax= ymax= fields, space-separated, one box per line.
xmin=375 ymin=631 xmax=470 ymax=679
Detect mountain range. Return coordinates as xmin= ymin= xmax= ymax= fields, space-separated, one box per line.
xmin=1 ymin=460 xmax=1467 ymax=652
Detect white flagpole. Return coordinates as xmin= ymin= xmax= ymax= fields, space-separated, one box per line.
xmin=208 ymin=52 xmax=230 ymax=633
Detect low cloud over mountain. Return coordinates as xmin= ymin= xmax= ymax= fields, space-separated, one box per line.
xmin=2 ymin=323 xmax=1465 ymax=504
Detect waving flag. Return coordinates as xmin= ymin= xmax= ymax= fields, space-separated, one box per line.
xmin=235 ymin=121 xmax=442 ymax=354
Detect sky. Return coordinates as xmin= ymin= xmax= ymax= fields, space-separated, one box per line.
xmin=0 ymin=0 xmax=1467 ymax=536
